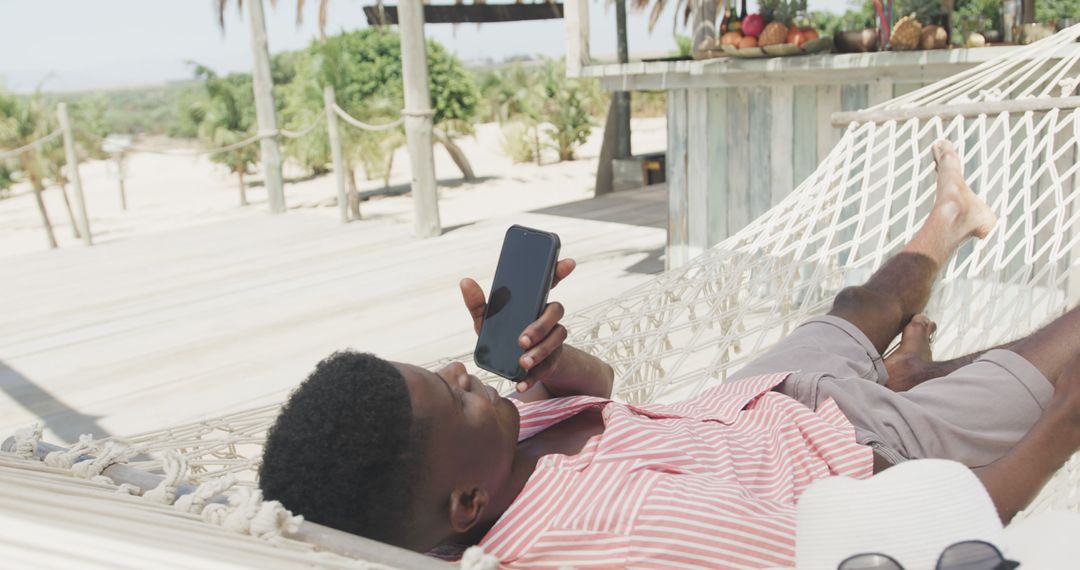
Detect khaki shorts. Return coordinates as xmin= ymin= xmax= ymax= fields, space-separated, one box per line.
xmin=729 ymin=315 xmax=1054 ymax=468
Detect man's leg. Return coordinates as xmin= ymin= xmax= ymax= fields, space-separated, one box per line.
xmin=828 ymin=140 xmax=997 ymax=355
xmin=883 ymin=305 xmax=1080 ymax=391
xmin=825 ymin=304 xmax=1080 ymax=469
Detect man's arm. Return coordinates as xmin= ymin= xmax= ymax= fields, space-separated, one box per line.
xmin=512 ymin=344 xmax=614 ymax=402
xmin=974 ymin=354 xmax=1080 ymax=524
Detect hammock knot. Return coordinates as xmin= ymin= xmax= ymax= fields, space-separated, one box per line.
xmin=175 ymin=474 xmax=238 ymax=515
xmin=116 ymin=483 xmax=141 ymax=496
xmin=12 ymin=422 xmax=43 ymax=460
xmin=72 ymin=441 xmax=134 ymax=480
xmin=144 ymin=450 xmax=189 ymax=505
xmin=249 ymin=500 xmax=304 ymax=540
xmin=44 ymin=434 xmax=96 ymax=469
xmin=1059 ymin=77 xmax=1079 ymax=97
xmin=460 ymin=546 xmax=499 ymax=570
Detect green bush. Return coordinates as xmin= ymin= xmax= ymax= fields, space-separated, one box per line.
xmin=275 ymin=28 xmax=477 ymax=179
xmin=1037 ymin=0 xmax=1080 ymax=23
xmin=0 ymin=161 xmax=13 ymax=197
xmin=541 ymin=60 xmax=593 ymax=162
xmin=500 ymin=121 xmax=536 ymax=164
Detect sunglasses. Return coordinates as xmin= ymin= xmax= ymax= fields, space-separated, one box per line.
xmin=837 ymin=540 xmax=1020 ymax=570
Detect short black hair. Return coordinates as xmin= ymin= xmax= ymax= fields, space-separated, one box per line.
xmin=259 ymin=351 xmax=428 ymax=545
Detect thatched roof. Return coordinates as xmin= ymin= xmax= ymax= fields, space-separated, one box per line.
xmin=364 ymin=2 xmax=564 ymax=26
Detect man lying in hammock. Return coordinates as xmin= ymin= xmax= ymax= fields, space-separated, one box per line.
xmin=259 ymin=140 xmax=1080 ymax=568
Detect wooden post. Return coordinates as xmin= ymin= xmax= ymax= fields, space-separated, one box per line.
xmin=594 ymin=99 xmax=618 ymax=196
xmin=691 ymin=0 xmax=717 ymax=57
xmin=323 ymin=86 xmax=350 ymax=224
xmin=614 ymin=0 xmax=631 ymax=160
xmin=115 ymin=153 xmax=127 ymax=211
xmin=564 ymin=0 xmax=590 ymax=77
xmin=57 ymin=103 xmax=91 ymax=246
xmin=667 ymin=89 xmax=690 ymax=269
xmin=398 ymin=0 xmax=441 ymax=239
xmin=247 ymin=0 xmax=286 ymax=214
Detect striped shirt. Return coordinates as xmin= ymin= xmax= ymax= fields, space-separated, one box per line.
xmin=477 ymin=372 xmax=873 ymax=568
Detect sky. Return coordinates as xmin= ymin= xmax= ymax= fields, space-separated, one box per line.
xmin=1 ymin=0 xmax=852 ymax=93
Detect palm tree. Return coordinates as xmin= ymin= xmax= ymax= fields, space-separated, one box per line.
xmin=192 ymin=65 xmax=261 ymax=206
xmin=217 ymin=0 xmax=330 ymax=37
xmin=0 ymin=90 xmax=58 ymax=249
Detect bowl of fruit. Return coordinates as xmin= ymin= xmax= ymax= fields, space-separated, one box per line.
xmin=721 ymin=14 xmax=831 ymax=58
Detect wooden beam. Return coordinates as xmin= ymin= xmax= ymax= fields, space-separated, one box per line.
xmin=831 ymin=96 xmax=1080 ymax=126
xmin=666 ymin=89 xmax=690 ymax=269
xmin=364 ymin=3 xmax=563 ymax=25
xmin=565 ymin=0 xmax=590 ymax=77
xmin=247 ymin=0 xmax=285 ymax=214
xmin=398 ymin=0 xmax=442 ymax=238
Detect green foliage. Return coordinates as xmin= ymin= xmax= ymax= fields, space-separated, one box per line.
xmin=540 ymin=60 xmax=593 ymax=162
xmin=190 ymin=65 xmax=259 ymax=177
xmin=631 ymin=91 xmax=667 ymax=118
xmin=1037 ymin=0 xmax=1080 ymax=23
xmin=46 ymin=83 xmax=202 ymax=137
xmin=955 ymin=0 xmax=1003 ymax=32
xmin=895 ymin=0 xmax=948 ymax=24
xmin=760 ymin=0 xmax=803 ymax=24
xmin=675 ymin=35 xmax=693 ymax=57
xmin=0 ymin=89 xmax=52 ymax=188
xmin=275 ymin=28 xmax=479 ymax=179
xmin=812 ymin=4 xmax=876 ymax=35
xmin=0 ymin=161 xmax=13 ymax=197
xmin=500 ymin=121 xmax=536 ymax=164
xmin=476 ymin=59 xmax=605 ymax=162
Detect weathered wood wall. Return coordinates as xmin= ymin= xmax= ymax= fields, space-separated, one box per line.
xmin=667 ymin=79 xmax=931 ymax=268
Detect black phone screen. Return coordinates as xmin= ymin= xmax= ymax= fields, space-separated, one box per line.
xmin=474 ymin=226 xmax=560 ymax=381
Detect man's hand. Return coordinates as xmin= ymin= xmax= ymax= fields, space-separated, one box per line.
xmin=460 ymin=259 xmax=614 ymax=401
xmin=460 ymin=259 xmax=576 ymax=393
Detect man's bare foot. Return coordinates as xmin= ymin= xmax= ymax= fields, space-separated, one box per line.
xmin=931 ymin=140 xmax=998 ymax=240
xmin=884 ymin=314 xmax=938 ymax=391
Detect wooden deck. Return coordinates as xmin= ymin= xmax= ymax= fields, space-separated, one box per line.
xmin=0 ymin=186 xmax=666 ymax=443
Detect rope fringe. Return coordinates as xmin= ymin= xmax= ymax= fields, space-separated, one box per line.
xmin=12 ymin=423 xmax=42 ymax=460
xmin=44 ymin=434 xmax=95 ymax=469
xmin=144 ymin=451 xmax=189 ymax=504
xmin=460 ymin=546 xmax=499 ymax=570
xmin=71 ymin=441 xmax=133 ymax=479
xmin=175 ymin=474 xmax=237 ymax=514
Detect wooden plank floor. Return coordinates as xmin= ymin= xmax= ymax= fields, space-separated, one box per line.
xmin=0 ymin=187 xmax=666 ymax=443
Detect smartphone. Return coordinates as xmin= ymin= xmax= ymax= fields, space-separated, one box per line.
xmin=474 ymin=225 xmax=561 ymax=381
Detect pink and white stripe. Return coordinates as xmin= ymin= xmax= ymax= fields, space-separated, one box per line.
xmin=478 ymin=372 xmax=873 ymax=568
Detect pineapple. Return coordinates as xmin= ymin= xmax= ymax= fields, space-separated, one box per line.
xmin=759 ymin=21 xmax=790 ymax=46
xmin=759 ymin=0 xmax=799 ymax=24
xmin=891 ymin=15 xmax=923 ymax=51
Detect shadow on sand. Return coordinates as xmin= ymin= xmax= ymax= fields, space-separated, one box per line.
xmin=528 ymin=187 xmax=666 ymax=230
xmin=0 ymin=360 xmax=110 ymax=443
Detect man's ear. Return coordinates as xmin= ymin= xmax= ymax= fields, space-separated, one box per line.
xmin=448 ymin=486 xmax=490 ymax=534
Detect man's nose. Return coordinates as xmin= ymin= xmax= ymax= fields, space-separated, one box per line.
xmin=441 ymin=361 xmax=467 ymax=382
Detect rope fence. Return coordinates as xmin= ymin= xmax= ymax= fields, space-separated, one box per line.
xmin=0 ymin=86 xmax=429 ymax=251
xmin=332 ymin=104 xmax=404 ymax=132
xmin=0 ymin=129 xmax=62 ymax=161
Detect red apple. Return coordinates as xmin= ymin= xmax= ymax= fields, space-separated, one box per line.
xmin=742 ymin=13 xmax=765 ymax=37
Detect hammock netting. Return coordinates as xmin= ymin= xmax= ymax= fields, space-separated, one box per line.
xmin=5 ymin=25 xmax=1080 ymax=568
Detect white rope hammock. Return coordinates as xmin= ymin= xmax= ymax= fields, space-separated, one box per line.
xmin=5 ymin=24 xmax=1080 ymax=568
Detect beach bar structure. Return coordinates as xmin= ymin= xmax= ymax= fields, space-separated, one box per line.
xmin=563 ymin=0 xmax=1024 ymax=268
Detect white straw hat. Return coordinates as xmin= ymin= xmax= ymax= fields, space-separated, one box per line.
xmin=795 ymin=459 xmax=1006 ymax=570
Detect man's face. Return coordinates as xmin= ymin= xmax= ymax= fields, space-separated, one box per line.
xmin=394 ymin=361 xmax=520 ymax=531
